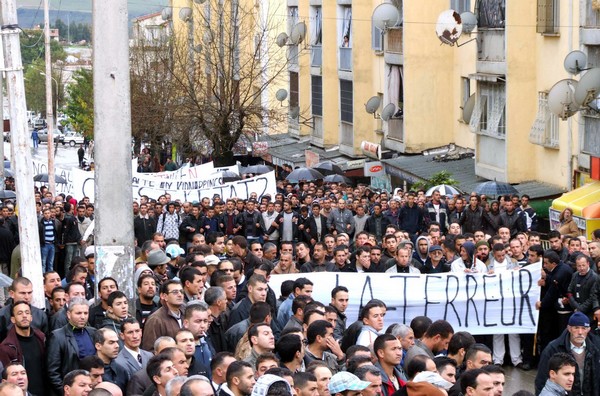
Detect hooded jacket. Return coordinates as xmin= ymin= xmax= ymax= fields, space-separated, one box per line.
xmin=450 ymin=241 xmax=488 ymax=273
xmin=412 ymin=236 xmax=430 ymax=265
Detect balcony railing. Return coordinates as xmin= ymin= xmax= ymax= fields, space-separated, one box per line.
xmin=386 ymin=28 xmax=403 ymax=53
xmin=339 ymin=47 xmax=352 ymax=71
xmin=312 ymin=116 xmax=323 ymax=139
xmin=340 ymin=121 xmax=353 ymax=146
xmin=387 ymin=118 xmax=403 ymax=141
xmin=288 ymin=45 xmax=299 ymax=65
xmin=311 ymin=46 xmax=322 ymax=67
xmin=477 ymin=29 xmax=505 ymax=62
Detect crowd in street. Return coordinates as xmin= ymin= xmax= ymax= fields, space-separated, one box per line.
xmin=0 ymin=163 xmax=599 ymax=396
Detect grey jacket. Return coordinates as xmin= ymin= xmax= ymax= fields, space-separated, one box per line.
xmin=327 ymin=208 xmax=355 ymax=235
xmin=539 ymin=380 xmax=567 ymax=396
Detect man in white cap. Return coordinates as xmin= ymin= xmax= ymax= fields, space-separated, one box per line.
xmin=328 ymin=371 xmax=370 ymax=396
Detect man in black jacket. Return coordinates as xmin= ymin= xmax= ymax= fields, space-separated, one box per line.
xmin=134 ymin=203 xmax=157 ymax=246
xmin=46 ymin=298 xmax=97 ymax=395
xmin=60 ymin=202 xmax=82 ymax=276
xmin=535 ymin=312 xmax=600 ymax=396
xmin=0 ymin=277 xmax=48 ymax=342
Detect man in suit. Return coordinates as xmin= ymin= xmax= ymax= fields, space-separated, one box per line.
xmin=115 ymin=318 xmax=153 ymax=377
xmin=310 ymin=203 xmax=328 ymax=243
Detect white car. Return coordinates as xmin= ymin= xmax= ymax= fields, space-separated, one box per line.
xmin=63 ymin=131 xmax=85 ymax=147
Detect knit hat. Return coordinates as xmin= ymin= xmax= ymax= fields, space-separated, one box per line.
xmin=475 ymin=240 xmax=490 ymax=249
xmin=568 ymin=311 xmax=590 ymax=327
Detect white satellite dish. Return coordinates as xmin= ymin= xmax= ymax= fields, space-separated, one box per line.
xmin=564 ymin=50 xmax=588 ymax=75
xmin=462 ymin=93 xmax=476 ymax=123
xmin=435 ymin=10 xmax=462 ymax=46
xmin=365 ymin=96 xmax=381 ymax=114
xmin=179 ymin=7 xmax=193 ymax=22
xmin=276 ymin=32 xmax=289 ymax=48
xmin=276 ymin=89 xmax=288 ymax=102
xmin=290 ymin=22 xmax=306 ymax=45
xmin=161 ymin=7 xmax=172 ymax=21
xmin=290 ymin=106 xmax=300 ymax=119
xmin=574 ymin=68 xmax=600 ymax=106
xmin=548 ymin=79 xmax=579 ymax=120
xmin=460 ymin=12 xmax=477 ymax=34
xmin=381 ymin=103 xmax=396 ymax=121
xmin=372 ymin=3 xmax=401 ymax=31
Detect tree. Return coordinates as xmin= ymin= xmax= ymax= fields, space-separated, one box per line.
xmin=20 ymin=30 xmax=66 ymax=67
xmin=63 ymin=69 xmax=93 ymax=138
xmin=24 ymin=59 xmax=66 ymax=117
xmin=144 ymin=0 xmax=290 ymax=165
xmin=411 ymin=171 xmax=460 ymax=191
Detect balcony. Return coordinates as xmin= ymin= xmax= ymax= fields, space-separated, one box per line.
xmin=288 ymin=45 xmax=299 ymax=69
xmin=476 ymin=29 xmax=506 ymax=74
xmin=311 ymin=46 xmax=322 ymax=67
xmin=311 ymin=116 xmax=324 ymax=146
xmin=583 ymin=115 xmax=600 ymax=156
xmin=384 ymin=28 xmax=403 ymax=65
xmin=340 ymin=122 xmax=354 ymax=155
xmin=582 ymin=0 xmax=600 ymax=45
xmin=289 ymin=114 xmax=300 ymax=137
xmin=339 ymin=47 xmax=352 ymax=71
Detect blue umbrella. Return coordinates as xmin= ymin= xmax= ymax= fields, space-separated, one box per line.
xmin=473 ymin=181 xmax=519 ymax=197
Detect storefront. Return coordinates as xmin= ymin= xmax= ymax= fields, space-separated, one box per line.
xmin=550 ymin=181 xmax=600 ymax=240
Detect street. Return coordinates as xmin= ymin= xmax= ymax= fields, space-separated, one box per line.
xmin=5 ymin=139 xmax=83 ymax=171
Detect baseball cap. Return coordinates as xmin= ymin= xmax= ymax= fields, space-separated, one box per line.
xmin=165 ymin=244 xmax=185 ymax=259
xmin=204 ymin=255 xmax=221 ymax=266
xmin=429 ymin=245 xmax=442 ymax=253
xmin=328 ymin=372 xmax=370 ymax=394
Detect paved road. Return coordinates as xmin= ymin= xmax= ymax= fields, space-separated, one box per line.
xmin=4 ymin=140 xmax=82 ymax=170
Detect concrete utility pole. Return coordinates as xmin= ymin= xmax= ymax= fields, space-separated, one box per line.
xmin=0 ymin=0 xmax=44 ymax=307
xmin=43 ymin=0 xmax=55 ymax=195
xmin=92 ymin=0 xmax=135 ymax=300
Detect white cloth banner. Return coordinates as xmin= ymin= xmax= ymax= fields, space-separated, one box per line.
xmin=270 ymin=263 xmax=542 ymax=335
xmin=33 ymin=160 xmax=276 ymax=202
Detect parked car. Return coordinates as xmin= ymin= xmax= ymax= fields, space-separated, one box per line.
xmin=63 ymin=131 xmax=85 ymax=147
xmin=32 ymin=118 xmax=46 ymax=129
xmin=37 ymin=129 xmax=64 ymax=144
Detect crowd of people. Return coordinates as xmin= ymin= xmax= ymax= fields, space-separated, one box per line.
xmin=0 ymin=167 xmax=599 ymax=396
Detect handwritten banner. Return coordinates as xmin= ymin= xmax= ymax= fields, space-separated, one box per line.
xmin=270 ymin=263 xmax=542 ymax=335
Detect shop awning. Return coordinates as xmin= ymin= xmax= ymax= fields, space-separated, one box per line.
xmin=552 ymin=181 xmax=600 ymax=218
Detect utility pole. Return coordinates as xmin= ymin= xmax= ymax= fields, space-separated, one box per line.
xmin=92 ymin=0 xmax=135 ymax=300
xmin=43 ymin=0 xmax=55 ymax=195
xmin=0 ymin=37 xmax=5 ymax=193
xmin=0 ymin=0 xmax=44 ymax=308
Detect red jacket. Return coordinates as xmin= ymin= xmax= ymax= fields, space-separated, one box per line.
xmin=0 ymin=326 xmax=46 ymax=367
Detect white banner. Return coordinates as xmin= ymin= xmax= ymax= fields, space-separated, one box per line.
xmin=270 ymin=263 xmax=542 ymax=335
xmin=33 ymin=160 xmax=276 ymax=202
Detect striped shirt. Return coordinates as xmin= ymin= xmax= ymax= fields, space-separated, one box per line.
xmin=43 ymin=219 xmax=54 ymax=243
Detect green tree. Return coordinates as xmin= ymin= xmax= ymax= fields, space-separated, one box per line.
xmin=24 ymin=59 xmax=65 ymax=117
xmin=20 ymin=30 xmax=66 ymax=67
xmin=64 ymin=69 xmax=93 ymax=138
xmin=411 ymin=171 xmax=460 ymax=191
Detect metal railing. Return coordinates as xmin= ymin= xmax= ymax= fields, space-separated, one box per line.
xmin=387 ymin=118 xmax=403 ymax=141
xmin=339 ymin=47 xmax=352 ymax=71
xmin=312 ymin=116 xmax=323 ymax=138
xmin=386 ymin=28 xmax=403 ymax=53
xmin=340 ymin=121 xmax=353 ymax=146
xmin=311 ymin=46 xmax=322 ymax=67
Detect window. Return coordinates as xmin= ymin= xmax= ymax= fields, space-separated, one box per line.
xmin=461 ymin=77 xmax=471 ymax=107
xmin=290 ymin=72 xmax=299 ymax=108
xmin=340 ymin=6 xmax=352 ymax=47
xmin=340 ymin=80 xmax=353 ymax=123
xmin=451 ymin=0 xmax=471 ymax=12
xmin=469 ymin=82 xmax=506 ymax=138
xmin=583 ymin=115 xmax=600 ymax=156
xmin=372 ymin=25 xmax=383 ymax=51
xmin=312 ymin=76 xmax=323 ymax=116
xmin=475 ymin=0 xmax=505 ymax=28
xmin=386 ymin=65 xmax=404 ymax=118
xmin=311 ymin=6 xmax=322 ymax=46
xmin=536 ymin=0 xmax=559 ymax=34
xmin=529 ymin=92 xmax=559 ymax=148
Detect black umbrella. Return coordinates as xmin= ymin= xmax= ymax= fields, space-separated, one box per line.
xmin=286 ymin=167 xmax=324 ymax=183
xmin=34 ymin=173 xmax=68 ymax=184
xmin=313 ymin=161 xmax=343 ymax=176
xmin=323 ymin=174 xmax=352 ymax=185
xmin=473 ymin=180 xmax=519 ymax=198
xmin=242 ymin=164 xmax=273 ymax=175
xmin=0 ymin=190 xmax=16 ymax=199
xmin=219 ymin=171 xmax=241 ymax=183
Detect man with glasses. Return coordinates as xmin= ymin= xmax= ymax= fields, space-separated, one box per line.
xmin=249 ymin=241 xmax=264 ymax=259
xmin=142 ymin=280 xmax=185 ymax=351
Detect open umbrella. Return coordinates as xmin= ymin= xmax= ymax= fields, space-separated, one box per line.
xmin=473 ymin=180 xmax=519 ymax=198
xmin=218 ymin=171 xmax=241 ymax=183
xmin=242 ymin=164 xmax=273 ymax=175
xmin=286 ymin=167 xmax=324 ymax=183
xmin=0 ymin=190 xmax=16 ymax=199
xmin=34 ymin=173 xmax=68 ymax=184
xmin=323 ymin=174 xmax=352 ymax=185
xmin=313 ymin=161 xmax=343 ymax=176
xmin=1 ymin=169 xmax=13 ymax=178
xmin=425 ymin=184 xmax=462 ymax=197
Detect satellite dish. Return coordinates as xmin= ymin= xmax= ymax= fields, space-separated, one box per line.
xmin=276 ymin=32 xmax=289 ymax=48
xmin=290 ymin=22 xmax=306 ymax=45
xmin=564 ymin=50 xmax=588 ymax=75
xmin=548 ymin=79 xmax=580 ymax=120
xmin=460 ymin=11 xmax=477 ymax=34
xmin=276 ymin=89 xmax=288 ymax=102
xmin=381 ymin=103 xmax=396 ymax=121
xmin=365 ymin=96 xmax=381 ymax=114
xmin=290 ymin=106 xmax=300 ymax=119
xmin=435 ymin=10 xmax=462 ymax=46
xmin=462 ymin=93 xmax=476 ymax=123
xmin=574 ymin=68 xmax=600 ymax=106
xmin=161 ymin=7 xmax=172 ymax=21
xmin=179 ymin=7 xmax=192 ymax=22
xmin=372 ymin=3 xmax=401 ymax=31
